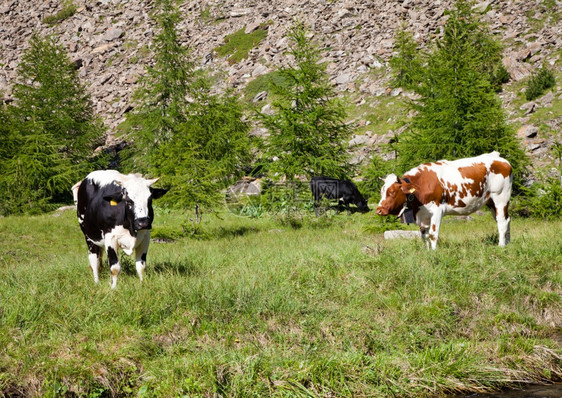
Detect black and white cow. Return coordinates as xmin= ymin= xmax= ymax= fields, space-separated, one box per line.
xmin=310 ymin=176 xmax=369 ymax=215
xmin=75 ymin=170 xmax=167 ymax=288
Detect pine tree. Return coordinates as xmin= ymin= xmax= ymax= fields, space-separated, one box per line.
xmin=151 ymin=81 xmax=253 ymax=209
xmin=395 ymin=0 xmax=527 ymax=186
xmin=126 ymin=0 xmax=253 ymax=210
xmin=0 ymin=33 xmax=105 ymax=215
xmin=389 ymin=25 xmax=423 ymax=90
xmin=258 ymin=21 xmax=353 ymax=181
xmin=122 ymin=0 xmax=196 ymax=173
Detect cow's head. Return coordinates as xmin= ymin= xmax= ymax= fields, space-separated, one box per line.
xmin=376 ymin=174 xmax=417 ymax=216
xmin=356 ymin=197 xmax=370 ymax=213
xmin=111 ymin=174 xmax=168 ymax=231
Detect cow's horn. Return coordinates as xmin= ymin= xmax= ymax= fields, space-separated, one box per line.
xmin=146 ymin=178 xmax=159 ymax=186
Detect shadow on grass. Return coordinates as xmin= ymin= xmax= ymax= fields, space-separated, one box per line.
xmin=212 ymin=225 xmax=260 ymax=239
xmin=118 ymin=256 xmax=200 ymax=277
xmin=152 ymin=259 xmax=200 ymax=277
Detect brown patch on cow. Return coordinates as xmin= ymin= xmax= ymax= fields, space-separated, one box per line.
xmin=404 ymin=169 xmax=444 ymax=205
xmin=456 ymin=199 xmax=466 ymax=207
xmin=111 ymin=268 xmax=119 ymax=276
xmin=490 ymin=160 xmax=512 ymax=178
xmin=503 ymin=203 xmax=509 ymax=219
xmin=429 ymin=234 xmax=436 ymax=241
xmin=458 ymin=163 xmax=487 ymax=198
xmin=432 ymin=224 xmax=436 ymax=232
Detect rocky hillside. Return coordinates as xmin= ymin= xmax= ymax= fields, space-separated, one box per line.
xmin=1 ymin=0 xmax=561 ymax=167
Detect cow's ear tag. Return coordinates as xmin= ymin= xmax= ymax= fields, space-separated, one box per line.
xmin=110 ymin=200 xmax=118 ymax=206
xmin=409 ymin=188 xmax=416 ymax=193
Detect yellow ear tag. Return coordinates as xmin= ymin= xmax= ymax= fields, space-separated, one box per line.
xmin=110 ymin=200 xmax=118 ymax=206
xmin=409 ymin=188 xmax=416 ymax=193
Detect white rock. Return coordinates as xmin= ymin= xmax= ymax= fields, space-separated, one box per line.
xmin=384 ymin=230 xmax=421 ymax=240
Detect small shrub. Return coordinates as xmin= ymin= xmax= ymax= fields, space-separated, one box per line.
xmin=43 ymin=0 xmax=77 ymax=26
xmin=525 ymin=66 xmax=556 ymax=101
xmin=516 ymin=177 xmax=562 ymax=220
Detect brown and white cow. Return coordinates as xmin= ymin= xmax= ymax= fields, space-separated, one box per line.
xmin=376 ymin=152 xmax=512 ymax=249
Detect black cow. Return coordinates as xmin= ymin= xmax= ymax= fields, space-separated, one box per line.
xmin=74 ymin=170 xmax=167 ymax=288
xmin=310 ymin=176 xmax=369 ymax=215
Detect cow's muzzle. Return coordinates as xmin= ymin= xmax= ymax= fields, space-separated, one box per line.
xmin=376 ymin=207 xmax=387 ymax=216
xmin=134 ymin=217 xmax=152 ymax=231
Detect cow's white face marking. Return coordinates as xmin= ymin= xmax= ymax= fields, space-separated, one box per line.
xmin=118 ymin=175 xmax=156 ymax=220
xmin=378 ymin=174 xmax=399 ymax=208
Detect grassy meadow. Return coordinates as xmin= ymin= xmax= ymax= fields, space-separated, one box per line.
xmin=0 ymin=207 xmax=561 ymax=397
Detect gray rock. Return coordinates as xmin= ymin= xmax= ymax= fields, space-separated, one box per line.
xmin=104 ymin=27 xmax=124 ymax=41
xmin=335 ymin=72 xmax=353 ymax=85
xmin=520 ymin=102 xmax=537 ymax=115
xmin=349 ymin=135 xmax=369 ymax=147
xmin=252 ymin=91 xmax=268 ymax=102
xmin=517 ymin=125 xmax=539 ymax=139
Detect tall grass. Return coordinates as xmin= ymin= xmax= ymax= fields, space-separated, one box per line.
xmin=0 ymin=209 xmax=560 ymax=397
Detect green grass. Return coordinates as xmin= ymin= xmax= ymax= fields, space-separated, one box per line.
xmin=216 ymin=25 xmax=269 ymax=65
xmin=242 ymin=71 xmax=290 ymax=103
xmin=42 ymin=0 xmax=77 ymax=26
xmin=349 ymin=96 xmax=408 ymax=137
xmin=0 ymin=208 xmax=561 ymax=396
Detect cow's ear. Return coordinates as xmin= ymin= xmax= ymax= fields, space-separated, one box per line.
xmin=150 ymin=187 xmax=168 ymax=199
xmin=400 ymin=182 xmax=419 ymax=201
xmin=103 ymin=194 xmax=123 ymax=205
xmin=103 ymin=185 xmax=125 ymax=204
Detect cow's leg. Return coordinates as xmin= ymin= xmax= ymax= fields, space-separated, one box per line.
xmin=427 ymin=211 xmax=444 ymax=250
xmin=87 ymin=242 xmax=102 ymax=284
xmin=106 ymin=244 xmax=121 ymax=289
xmin=344 ymin=200 xmax=351 ymax=215
xmin=135 ymin=231 xmax=150 ymax=283
xmin=495 ymin=200 xmax=510 ymax=247
xmin=420 ymin=227 xmax=430 ymax=249
xmin=488 ymin=197 xmax=510 ymax=246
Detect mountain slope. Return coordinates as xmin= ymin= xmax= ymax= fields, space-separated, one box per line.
xmin=0 ymin=0 xmax=560 ymax=165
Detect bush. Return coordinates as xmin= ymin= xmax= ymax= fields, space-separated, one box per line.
xmin=357 ymin=154 xmax=395 ymax=205
xmin=515 ymin=178 xmax=562 ymax=220
xmin=525 ymin=66 xmax=556 ymax=101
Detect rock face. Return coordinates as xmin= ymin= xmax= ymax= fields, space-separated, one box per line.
xmin=0 ymin=0 xmax=560 ymax=160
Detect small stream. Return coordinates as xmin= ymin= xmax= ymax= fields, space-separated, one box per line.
xmin=463 ymin=383 xmax=562 ymax=398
